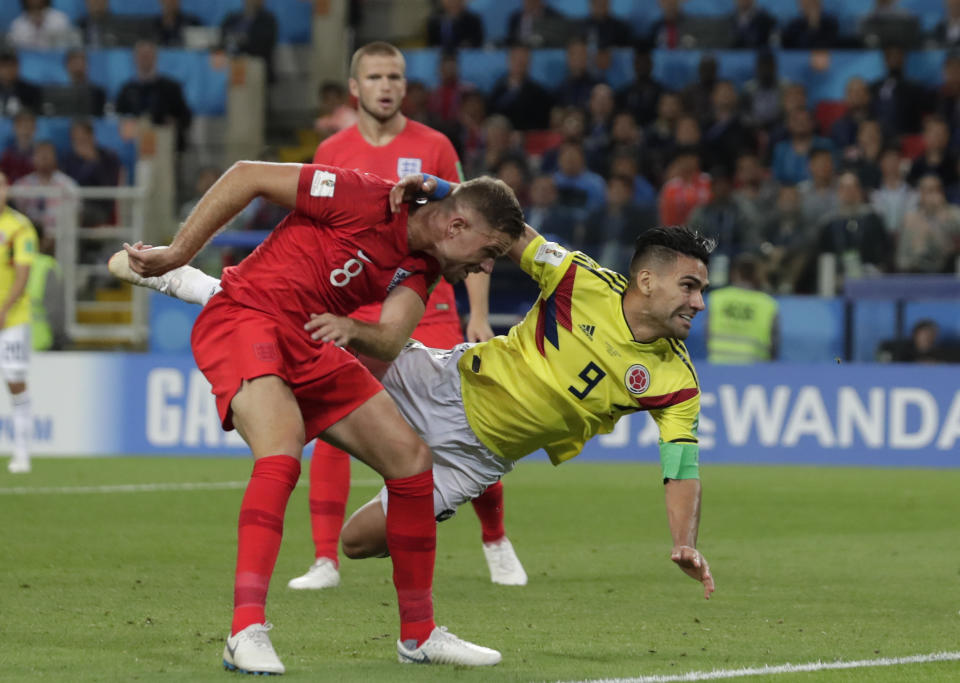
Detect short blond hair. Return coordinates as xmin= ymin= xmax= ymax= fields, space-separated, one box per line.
xmin=349 ymin=41 xmax=405 ymax=79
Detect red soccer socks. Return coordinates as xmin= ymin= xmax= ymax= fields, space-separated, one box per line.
xmin=308 ymin=441 xmax=351 ymax=567
xmin=471 ymin=480 xmax=506 ymax=544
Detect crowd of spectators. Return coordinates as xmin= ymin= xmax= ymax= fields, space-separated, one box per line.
xmin=401 ymin=0 xmax=960 ymax=289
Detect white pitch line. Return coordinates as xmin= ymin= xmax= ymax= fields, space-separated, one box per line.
xmin=0 ymin=478 xmax=383 ymax=496
xmin=553 ymin=651 xmax=960 ymax=683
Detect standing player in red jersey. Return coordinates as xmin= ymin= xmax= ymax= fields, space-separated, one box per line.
xmin=120 ymin=160 xmax=524 ymax=674
xmin=289 ymin=41 xmax=528 ymax=592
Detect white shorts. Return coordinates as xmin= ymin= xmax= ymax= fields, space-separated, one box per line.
xmin=0 ymin=324 xmax=30 ymax=383
xmin=376 ymin=341 xmax=514 ymax=521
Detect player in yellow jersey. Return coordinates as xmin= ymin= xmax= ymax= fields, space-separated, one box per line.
xmin=108 ymin=177 xmax=715 ymax=597
xmin=0 ymin=172 xmax=39 ymax=474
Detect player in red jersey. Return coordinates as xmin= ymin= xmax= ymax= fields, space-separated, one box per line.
xmin=291 ymin=41 xmax=527 ymax=593
xmin=120 ymin=160 xmax=524 ymax=673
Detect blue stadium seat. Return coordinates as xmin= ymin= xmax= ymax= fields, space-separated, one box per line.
xmin=777 ymin=297 xmax=845 ymax=362
xmin=852 ymin=299 xmax=896 ymax=362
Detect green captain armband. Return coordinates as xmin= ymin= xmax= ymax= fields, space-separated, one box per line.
xmin=659 ymin=440 xmax=700 ymax=480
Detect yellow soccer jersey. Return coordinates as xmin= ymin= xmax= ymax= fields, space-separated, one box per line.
xmin=0 ymin=206 xmax=38 ymax=329
xmin=459 ymin=236 xmax=700 ymax=476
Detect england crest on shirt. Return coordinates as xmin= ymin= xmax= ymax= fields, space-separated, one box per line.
xmin=397 ymin=157 xmax=422 ymax=178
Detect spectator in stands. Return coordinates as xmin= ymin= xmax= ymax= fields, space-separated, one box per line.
xmin=766 ymin=82 xmax=809 ymax=153
xmin=644 ymin=91 xmax=684 ymax=184
xmin=152 ymin=0 xmax=202 ymax=47
xmin=701 ymin=80 xmax=754 ymax=172
xmin=934 ymin=53 xmax=960 ymax=146
xmin=0 ymin=49 xmax=41 ymax=118
xmin=77 ymin=0 xmax=115 ymax=48
xmin=688 ymin=165 xmax=761 ymax=259
xmin=871 ymin=146 xmax=916 ymax=234
xmin=616 ymin=46 xmax=662 ymax=127
xmin=506 ymin=0 xmax=571 ymax=48
xmin=7 ymin=0 xmax=74 ymax=50
xmin=799 ymin=147 xmax=839 ymax=226
xmin=57 ymin=48 xmax=106 ymax=117
xmin=682 ymin=54 xmax=718 ymax=126
xmin=730 ymin=0 xmax=777 ymax=48
xmin=554 ymin=37 xmax=600 ymax=109
xmin=314 ymin=81 xmax=357 ymax=138
xmin=897 ymin=173 xmax=960 ymax=272
xmin=582 ymin=0 xmax=633 ymax=48
xmin=742 ymin=50 xmax=783 ymax=134
xmin=858 ymin=0 xmax=917 ymax=48
xmin=658 ymin=145 xmax=711 ymax=226
xmin=648 ymin=0 xmax=687 ymax=49
xmin=487 ymin=45 xmax=553 ymax=131
xmin=771 ymin=108 xmax=833 ymax=185
xmin=608 ymin=149 xmax=656 ymax=206
xmin=877 ymin=320 xmax=954 ymax=362
xmin=871 ymin=46 xmax=930 ymax=136
xmin=582 ymin=174 xmax=654 ymax=271
xmin=842 ymin=119 xmax=884 ymax=189
xmin=539 ymin=107 xmax=586 ymax=173
xmin=524 ymin=174 xmax=579 ymax=244
xmin=115 ymin=40 xmax=193 ymax=151
xmin=734 ymin=151 xmax=778 ymax=216
xmin=597 ymin=114 xmax=641 ymax=176
xmin=583 ymin=84 xmax=615 ymax=168
xmin=760 ymin=185 xmax=817 ymax=292
xmin=61 ymin=119 xmax=122 ymax=227
xmin=465 ymin=113 xmax=524 ymax=178
xmin=816 ymin=170 xmax=891 ymax=277
xmin=494 ymin=157 xmax=530 ymax=206
xmin=12 ymin=141 xmax=79 ymax=240
xmin=427 ymin=53 xmax=473 ymax=125
xmin=0 ymin=110 xmax=36 ymax=184
xmin=427 ymin=0 xmax=484 ymax=50
xmin=830 ymin=77 xmax=873 ymax=151
xmin=179 ymin=165 xmax=221 ymax=222
xmin=780 ymin=0 xmax=840 ymax=48
xmin=448 ymin=90 xmax=487 ymax=161
xmin=907 ymin=115 xmax=957 ymax=187
xmin=553 ymin=141 xmax=607 ymax=216
xmin=402 ymin=80 xmax=443 ymax=130
xmin=932 ymin=0 xmax=960 ymax=47
xmin=221 ymin=0 xmax=278 ymax=82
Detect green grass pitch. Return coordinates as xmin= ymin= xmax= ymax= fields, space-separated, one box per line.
xmin=2 ymin=457 xmax=959 ymax=682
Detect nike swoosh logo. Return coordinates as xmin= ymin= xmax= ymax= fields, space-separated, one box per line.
xmin=399 ymin=649 xmax=430 ymax=664
xmin=225 ymin=641 xmax=237 ymax=659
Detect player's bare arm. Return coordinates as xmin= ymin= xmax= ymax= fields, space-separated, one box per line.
xmin=304 ymin=285 xmax=426 ymax=361
xmin=463 ymin=272 xmax=493 ymax=342
xmin=664 ymin=477 xmax=714 ymax=599
xmin=123 ymin=161 xmax=304 ymax=278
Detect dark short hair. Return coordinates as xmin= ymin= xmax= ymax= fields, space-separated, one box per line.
xmin=629 ymin=226 xmax=715 ymax=279
xmin=452 ymin=177 xmax=525 ymax=239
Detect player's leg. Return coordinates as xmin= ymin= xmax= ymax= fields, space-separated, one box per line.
xmin=321 ymin=391 xmax=501 ymax=666
xmin=221 ymin=374 xmax=305 ymax=675
xmin=340 ymin=496 xmax=388 ymax=559
xmin=3 ymin=324 xmax=31 ymax=474
xmin=286 ymin=439 xmax=350 ymax=589
xmin=473 ymin=481 xmax=527 ymax=586
xmin=108 ymin=248 xmax=221 ymax=305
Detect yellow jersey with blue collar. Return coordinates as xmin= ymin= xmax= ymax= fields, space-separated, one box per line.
xmin=458 ymin=235 xmax=700 ymax=474
xmin=0 ymin=206 xmax=38 ymax=329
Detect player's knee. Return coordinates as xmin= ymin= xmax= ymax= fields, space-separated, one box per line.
xmin=341 ymin=532 xmax=385 ymax=560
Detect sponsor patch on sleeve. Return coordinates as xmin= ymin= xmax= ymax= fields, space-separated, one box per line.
xmin=533 ymin=241 xmax=567 ymax=266
xmin=310 ymin=170 xmax=337 ymax=197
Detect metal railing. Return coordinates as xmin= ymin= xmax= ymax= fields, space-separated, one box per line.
xmin=9 ymin=183 xmax=149 ymax=346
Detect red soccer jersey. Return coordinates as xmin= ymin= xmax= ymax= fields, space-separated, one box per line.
xmin=314 ymin=120 xmax=464 ymax=330
xmin=219 ymin=164 xmax=439 ymax=324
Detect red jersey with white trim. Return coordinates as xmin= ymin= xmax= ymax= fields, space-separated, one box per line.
xmin=314 ymin=119 xmax=464 ymax=329
xmin=219 ymin=164 xmax=439 ymax=324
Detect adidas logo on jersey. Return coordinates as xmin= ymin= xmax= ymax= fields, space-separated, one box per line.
xmin=579 ymin=324 xmax=595 ymax=339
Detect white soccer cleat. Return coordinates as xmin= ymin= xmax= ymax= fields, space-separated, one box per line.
xmin=286 ymin=557 xmax=340 ymax=590
xmin=222 ymin=622 xmax=285 ymax=675
xmin=107 ymin=248 xmax=217 ymax=305
xmin=482 ymin=537 xmax=528 ymax=586
xmin=397 ymin=626 xmax=501 ymax=666
xmin=7 ymin=456 xmax=30 ymax=474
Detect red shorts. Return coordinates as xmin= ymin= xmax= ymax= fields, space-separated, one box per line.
xmin=411 ymin=321 xmax=465 ymax=349
xmin=191 ymin=294 xmax=383 ymax=440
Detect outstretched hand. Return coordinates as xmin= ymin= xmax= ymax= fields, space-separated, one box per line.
xmin=671 ymin=545 xmax=715 ymax=600
xmin=122 ymin=241 xmax=182 ymax=278
xmin=389 ymin=174 xmax=439 ymax=214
